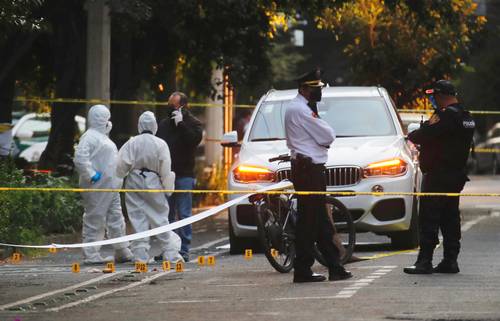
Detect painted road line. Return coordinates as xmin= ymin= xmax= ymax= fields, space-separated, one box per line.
xmin=191 ymin=237 xmax=229 ymax=251
xmin=159 ymin=299 xmax=222 ymax=304
xmin=0 ymin=273 xmax=122 ymax=311
xmin=46 ymin=271 xmax=172 ymax=312
xmin=215 ymin=283 xmax=259 ymax=287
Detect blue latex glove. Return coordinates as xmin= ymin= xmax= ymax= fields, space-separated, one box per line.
xmin=91 ymin=171 xmax=102 ymax=183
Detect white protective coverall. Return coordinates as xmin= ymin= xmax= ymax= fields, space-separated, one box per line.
xmin=116 ymin=111 xmax=182 ymax=263
xmin=74 ymin=105 xmax=132 ymax=264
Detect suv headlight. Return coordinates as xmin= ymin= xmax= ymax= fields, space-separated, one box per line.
xmin=233 ymin=165 xmax=275 ymax=183
xmin=363 ymin=158 xmax=407 ymax=177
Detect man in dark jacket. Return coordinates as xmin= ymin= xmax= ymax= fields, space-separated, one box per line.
xmin=157 ymin=92 xmax=203 ymax=262
xmin=404 ymin=80 xmax=475 ymax=275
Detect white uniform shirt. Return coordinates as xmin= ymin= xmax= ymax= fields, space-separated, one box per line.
xmin=284 ymin=94 xmax=335 ymax=164
xmin=116 ymin=133 xmax=175 ymax=190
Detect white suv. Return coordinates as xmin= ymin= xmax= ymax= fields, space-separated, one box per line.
xmin=222 ymin=87 xmax=421 ymax=253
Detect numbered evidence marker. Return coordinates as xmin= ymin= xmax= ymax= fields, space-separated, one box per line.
xmin=207 ymin=256 xmax=216 ymax=266
xmin=162 ymin=261 xmax=171 ymax=271
xmin=271 ymin=248 xmax=279 ymax=258
xmin=197 ymin=256 xmax=205 ymax=266
xmin=175 ymin=261 xmax=184 ymax=272
xmin=135 ymin=262 xmax=148 ymax=273
xmin=244 ymin=249 xmax=253 ymax=260
xmin=48 ymin=247 xmax=57 ymax=254
xmin=71 ymin=263 xmax=80 ymax=273
xmin=11 ymin=252 xmax=21 ymax=263
xmin=104 ymin=262 xmax=115 ymax=273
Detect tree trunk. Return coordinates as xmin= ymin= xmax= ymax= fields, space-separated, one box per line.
xmin=38 ymin=1 xmax=86 ymax=173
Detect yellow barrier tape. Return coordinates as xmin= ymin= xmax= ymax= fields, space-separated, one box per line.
xmin=474 ymin=148 xmax=500 ymax=153
xmin=398 ymin=109 xmax=500 ymax=115
xmin=0 ymin=186 xmax=499 ymax=197
xmin=14 ymin=97 xmax=255 ymax=109
xmin=14 ymin=97 xmax=500 ymax=114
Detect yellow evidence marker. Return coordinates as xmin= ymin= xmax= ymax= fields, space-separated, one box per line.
xmin=207 ymin=256 xmax=216 ymax=266
xmin=11 ymin=252 xmax=21 ymax=263
xmin=105 ymin=262 xmax=115 ymax=273
xmin=244 ymin=249 xmax=253 ymax=260
xmin=175 ymin=261 xmax=184 ymax=272
xmin=135 ymin=262 xmax=148 ymax=273
xmin=271 ymin=248 xmax=279 ymax=258
xmin=71 ymin=263 xmax=80 ymax=273
xmin=48 ymin=247 xmax=57 ymax=254
xmin=197 ymin=256 xmax=205 ymax=266
xmin=162 ymin=261 xmax=171 ymax=271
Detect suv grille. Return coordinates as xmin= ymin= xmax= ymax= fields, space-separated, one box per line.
xmin=276 ymin=167 xmax=362 ymax=187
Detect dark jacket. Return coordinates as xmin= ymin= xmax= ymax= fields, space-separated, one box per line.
xmin=157 ymin=108 xmax=203 ymax=178
xmin=408 ymin=103 xmax=475 ymax=176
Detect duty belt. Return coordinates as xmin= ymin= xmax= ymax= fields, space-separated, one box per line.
xmin=138 ymin=168 xmax=159 ymax=178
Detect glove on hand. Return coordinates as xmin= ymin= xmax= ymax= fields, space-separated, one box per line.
xmin=171 ymin=109 xmax=183 ymax=126
xmin=91 ymin=171 xmax=102 ymax=183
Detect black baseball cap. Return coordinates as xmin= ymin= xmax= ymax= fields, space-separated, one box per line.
xmin=295 ymin=68 xmax=325 ymax=88
xmin=425 ymin=79 xmax=457 ymax=96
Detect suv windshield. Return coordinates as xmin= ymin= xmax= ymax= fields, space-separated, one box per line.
xmin=249 ymin=96 xmax=396 ymax=141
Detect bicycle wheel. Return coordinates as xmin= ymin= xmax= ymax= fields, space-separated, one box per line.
xmin=255 ymin=196 xmax=295 ymax=273
xmin=314 ymin=196 xmax=355 ymax=266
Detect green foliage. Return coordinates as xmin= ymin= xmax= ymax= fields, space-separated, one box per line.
xmin=316 ymin=0 xmax=485 ymax=107
xmin=0 ymin=158 xmax=83 ymax=247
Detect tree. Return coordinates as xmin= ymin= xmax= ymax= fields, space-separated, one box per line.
xmin=316 ymin=0 xmax=485 ymax=107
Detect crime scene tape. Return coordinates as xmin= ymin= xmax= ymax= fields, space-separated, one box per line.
xmin=14 ymin=97 xmax=500 ymax=114
xmin=14 ymin=97 xmax=255 ymax=109
xmin=0 ymin=184 xmax=499 ymax=197
xmin=0 ymin=181 xmax=292 ymax=249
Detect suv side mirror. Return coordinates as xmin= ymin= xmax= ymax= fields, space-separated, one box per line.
xmin=407 ymin=123 xmax=420 ymax=134
xmin=221 ymin=131 xmax=240 ymax=148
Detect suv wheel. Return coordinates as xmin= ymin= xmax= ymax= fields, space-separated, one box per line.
xmin=390 ymin=196 xmax=419 ymax=249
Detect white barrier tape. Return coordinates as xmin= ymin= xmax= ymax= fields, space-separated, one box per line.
xmin=0 ymin=180 xmax=293 ymax=249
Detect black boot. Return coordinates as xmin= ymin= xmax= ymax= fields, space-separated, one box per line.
xmin=433 ymin=259 xmax=460 ymax=273
xmin=329 ymin=265 xmax=353 ymax=281
xmin=403 ymin=247 xmax=433 ymax=275
xmin=293 ymin=272 xmax=326 ymax=283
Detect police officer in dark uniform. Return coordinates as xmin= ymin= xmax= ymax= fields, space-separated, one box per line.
xmin=284 ymin=69 xmax=352 ymax=283
xmin=404 ymin=80 xmax=475 ymax=274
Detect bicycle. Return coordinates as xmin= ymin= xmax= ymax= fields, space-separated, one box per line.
xmin=249 ymin=154 xmax=356 ymax=273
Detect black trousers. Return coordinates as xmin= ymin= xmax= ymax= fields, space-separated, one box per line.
xmin=291 ymin=158 xmax=340 ymax=275
xmin=419 ymin=172 xmax=467 ymax=260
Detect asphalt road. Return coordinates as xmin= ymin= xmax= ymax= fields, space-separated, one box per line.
xmin=1 ymin=175 xmax=500 ymax=321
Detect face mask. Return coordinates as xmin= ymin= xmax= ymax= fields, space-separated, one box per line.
xmin=105 ymin=121 xmax=112 ymax=135
xmin=428 ymin=95 xmax=438 ymax=110
xmin=309 ymin=87 xmax=322 ymax=102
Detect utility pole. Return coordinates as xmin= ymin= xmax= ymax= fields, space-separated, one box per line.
xmin=85 ymin=0 xmax=111 ymax=107
xmin=205 ymin=66 xmax=224 ymax=166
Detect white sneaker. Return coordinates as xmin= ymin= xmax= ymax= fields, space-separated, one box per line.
xmin=83 ymin=254 xmax=114 ymax=265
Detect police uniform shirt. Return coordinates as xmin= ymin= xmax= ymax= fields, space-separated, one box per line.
xmin=284 ymin=94 xmax=335 ymax=164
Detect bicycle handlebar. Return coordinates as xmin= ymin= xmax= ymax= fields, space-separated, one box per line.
xmin=269 ymin=154 xmax=292 ymax=163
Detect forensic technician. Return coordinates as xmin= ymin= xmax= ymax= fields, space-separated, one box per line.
xmin=404 ymin=80 xmax=475 ymax=274
xmin=284 ymin=69 xmax=352 ymax=283
xmin=74 ymin=104 xmax=133 ymax=265
xmin=117 ymin=111 xmax=183 ymax=263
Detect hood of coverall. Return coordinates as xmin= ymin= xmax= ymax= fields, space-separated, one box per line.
xmin=88 ymin=105 xmax=111 ymax=134
xmin=138 ymin=111 xmax=158 ymax=135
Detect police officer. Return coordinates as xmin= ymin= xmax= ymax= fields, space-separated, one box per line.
xmin=404 ymin=80 xmax=475 ymax=274
xmin=285 ymin=69 xmax=352 ymax=283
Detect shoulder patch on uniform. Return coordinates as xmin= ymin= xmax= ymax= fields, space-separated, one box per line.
xmin=463 ymin=119 xmax=475 ymax=128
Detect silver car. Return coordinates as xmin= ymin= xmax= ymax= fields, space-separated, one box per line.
xmin=222 ymin=87 xmax=421 ymax=253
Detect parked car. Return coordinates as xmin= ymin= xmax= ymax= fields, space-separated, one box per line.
xmin=473 ymin=122 xmax=500 ymax=174
xmin=11 ymin=113 xmax=86 ymax=163
xmin=222 ymin=86 xmax=422 ymax=253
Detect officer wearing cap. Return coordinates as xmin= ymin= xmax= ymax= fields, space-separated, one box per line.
xmin=284 ymin=68 xmax=352 ymax=283
xmin=404 ymin=80 xmax=475 ymax=275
